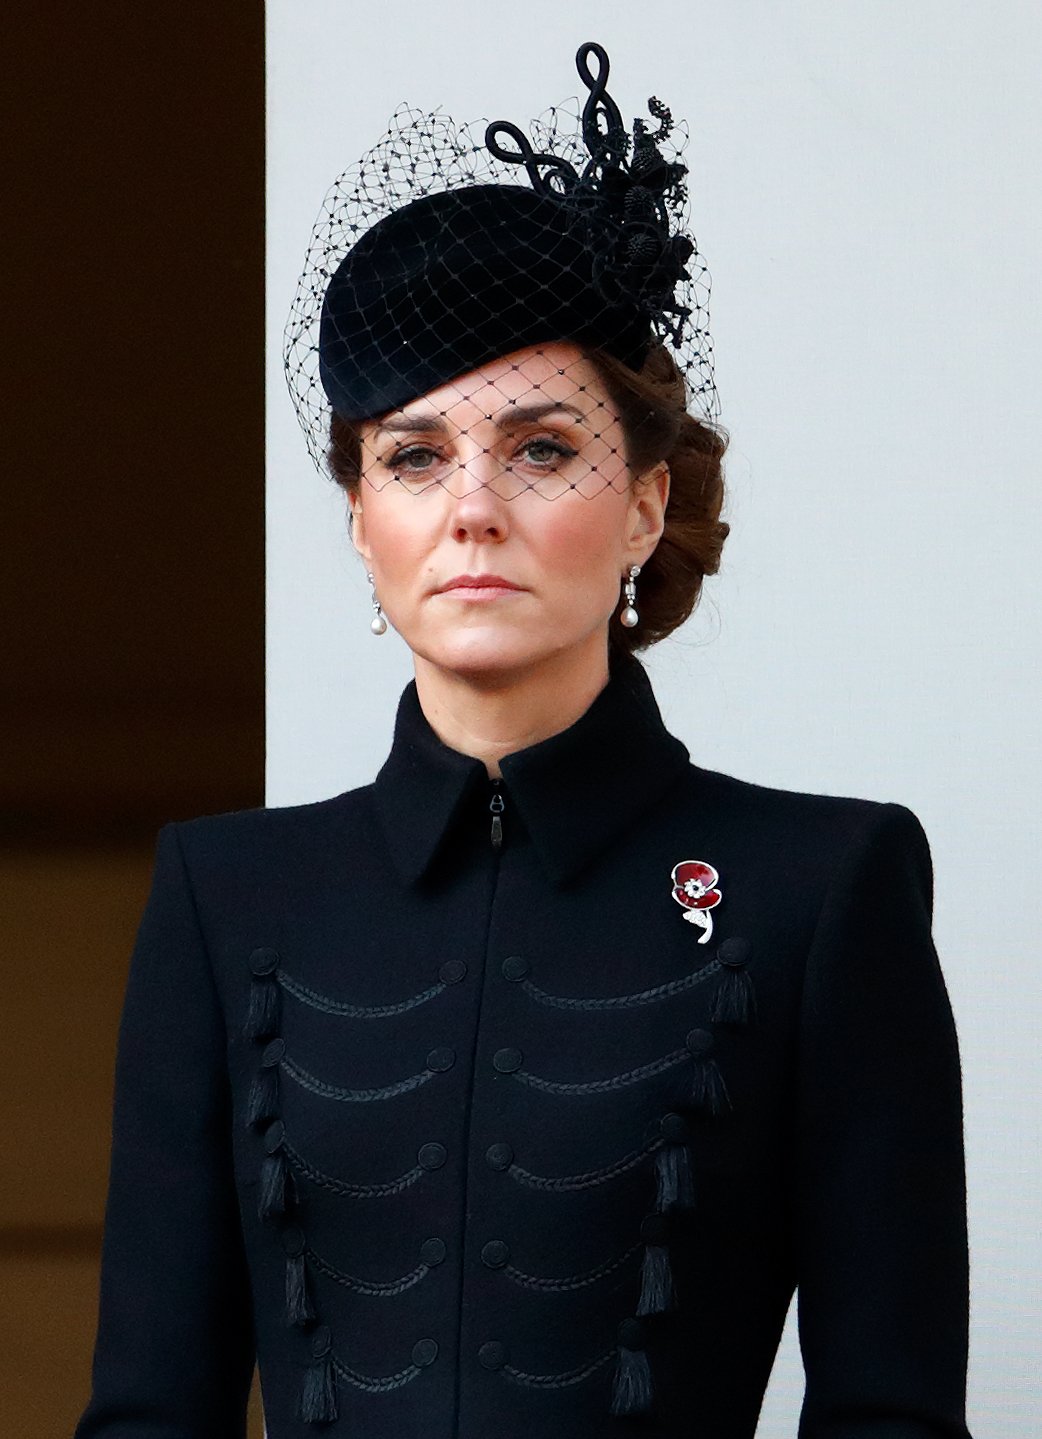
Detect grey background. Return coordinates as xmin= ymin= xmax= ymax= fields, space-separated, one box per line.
xmin=266 ymin=3 xmax=1042 ymax=1430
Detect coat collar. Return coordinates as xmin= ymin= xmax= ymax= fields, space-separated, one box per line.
xmin=371 ymin=647 xmax=691 ymax=890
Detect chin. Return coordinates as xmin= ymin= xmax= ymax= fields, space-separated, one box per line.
xmin=415 ymin=627 xmax=564 ymax=681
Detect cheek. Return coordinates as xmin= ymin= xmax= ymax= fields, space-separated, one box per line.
xmin=363 ymin=501 xmax=433 ymax=584
xmin=534 ymin=497 xmax=626 ymax=594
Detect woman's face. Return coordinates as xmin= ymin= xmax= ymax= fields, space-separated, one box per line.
xmin=348 ymin=340 xmax=669 ymax=682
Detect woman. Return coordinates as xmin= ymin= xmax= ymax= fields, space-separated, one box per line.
xmin=75 ymin=42 xmax=972 ymax=1439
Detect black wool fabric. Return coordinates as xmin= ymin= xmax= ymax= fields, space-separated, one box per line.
xmin=74 ymin=647 xmax=972 ymax=1438
xmin=318 ymin=185 xmax=653 ymax=422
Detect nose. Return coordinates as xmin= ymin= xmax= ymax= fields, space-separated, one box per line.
xmin=443 ymin=441 xmax=512 ymax=540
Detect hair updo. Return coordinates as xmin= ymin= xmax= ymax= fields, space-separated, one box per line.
xmin=325 ymin=339 xmax=729 ymax=657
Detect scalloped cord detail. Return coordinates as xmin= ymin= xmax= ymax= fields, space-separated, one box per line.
xmin=520 ymin=960 xmax=721 ymax=1010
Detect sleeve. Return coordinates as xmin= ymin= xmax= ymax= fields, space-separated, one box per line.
xmin=74 ymin=822 xmax=256 ymax=1439
xmin=794 ymin=802 xmax=972 ymax=1438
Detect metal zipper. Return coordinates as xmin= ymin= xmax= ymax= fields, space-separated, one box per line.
xmin=489 ymin=778 xmax=505 ymax=850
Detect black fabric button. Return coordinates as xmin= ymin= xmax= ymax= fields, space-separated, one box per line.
xmin=617 ymin=1317 xmax=646 ymax=1350
xmin=478 ymin=1340 xmax=506 ymax=1370
xmin=426 ymin=1047 xmax=456 ymax=1073
xmin=659 ymin=1112 xmax=687 ymax=1141
xmin=418 ymin=1142 xmax=447 ymax=1170
xmin=718 ymin=937 xmax=750 ymax=968
xmin=311 ymin=1324 xmax=331 ymax=1358
xmin=686 ymin=1027 xmax=714 ymax=1057
xmin=280 ymin=1222 xmax=306 ymax=1257
xmin=485 ymin=1142 xmax=513 ymax=1170
xmin=501 ymin=955 xmax=529 ymax=981
xmin=493 ymin=1046 xmax=522 ymax=1073
xmin=249 ymin=947 xmax=279 ymax=976
xmin=420 ymin=1237 xmax=446 ymax=1265
xmin=412 ymin=1338 xmax=438 ymax=1367
xmin=263 ymin=1118 xmax=286 ymax=1153
xmin=439 ymin=960 xmax=467 ymax=984
xmin=480 ymin=1239 xmax=509 ymax=1268
xmin=261 ymin=1037 xmax=285 ymax=1067
xmin=640 ymin=1213 xmax=669 ymax=1246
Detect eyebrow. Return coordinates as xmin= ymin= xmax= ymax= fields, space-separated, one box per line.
xmin=374 ymin=400 xmax=590 ymax=438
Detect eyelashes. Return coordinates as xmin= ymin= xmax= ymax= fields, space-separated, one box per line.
xmin=382 ymin=436 xmax=579 ymax=477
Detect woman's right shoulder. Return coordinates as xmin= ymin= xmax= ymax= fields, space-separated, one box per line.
xmin=157 ymin=782 xmax=377 ymax=878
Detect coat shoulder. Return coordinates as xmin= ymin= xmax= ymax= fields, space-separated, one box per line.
xmin=163 ymin=783 xmax=375 ymax=875
xmin=682 ymin=760 xmax=927 ymax=859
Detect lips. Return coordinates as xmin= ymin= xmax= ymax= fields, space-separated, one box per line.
xmin=437 ymin=574 xmax=523 ymax=593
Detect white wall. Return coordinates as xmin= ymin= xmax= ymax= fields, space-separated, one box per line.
xmin=267 ymin=4 xmax=1042 ymax=1431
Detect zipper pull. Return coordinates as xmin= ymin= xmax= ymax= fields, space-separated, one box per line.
xmin=489 ymin=779 xmax=505 ymax=850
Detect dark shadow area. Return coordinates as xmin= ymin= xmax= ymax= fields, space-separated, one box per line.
xmin=1 ymin=4 xmax=266 ymax=1432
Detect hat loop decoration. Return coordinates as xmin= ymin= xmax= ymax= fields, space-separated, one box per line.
xmin=481 ymin=121 xmax=580 ymax=194
xmin=284 ymin=39 xmax=718 ymax=472
xmin=484 ymin=43 xmax=696 ymax=347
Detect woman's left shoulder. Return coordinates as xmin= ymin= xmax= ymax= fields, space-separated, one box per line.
xmin=674 ymin=760 xmax=930 ymax=870
xmin=656 ymin=764 xmax=934 ymax=953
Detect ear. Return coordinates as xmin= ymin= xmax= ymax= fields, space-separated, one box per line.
xmin=347 ymin=490 xmax=372 ymax=565
xmin=625 ymin=462 xmax=670 ymax=562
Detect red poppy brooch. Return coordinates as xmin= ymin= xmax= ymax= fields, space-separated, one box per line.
xmin=670 ymin=860 xmax=722 ymax=944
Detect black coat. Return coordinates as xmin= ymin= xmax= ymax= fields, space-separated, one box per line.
xmin=74 ymin=647 xmax=972 ymax=1438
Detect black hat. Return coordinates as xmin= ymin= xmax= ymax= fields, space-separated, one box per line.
xmin=285 ymin=42 xmax=718 ymax=465
xmin=318 ymin=184 xmax=658 ymax=423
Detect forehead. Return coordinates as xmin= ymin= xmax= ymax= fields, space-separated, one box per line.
xmin=374 ymin=340 xmax=611 ymax=430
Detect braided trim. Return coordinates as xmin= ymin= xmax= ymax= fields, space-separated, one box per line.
xmin=282 ymin=1053 xmax=435 ymax=1103
xmin=509 ymin=1136 xmax=661 ymax=1191
xmin=501 ymin=1347 xmax=615 ymax=1389
xmin=279 ymin=969 xmax=447 ymax=1018
xmin=505 ymin=1241 xmax=642 ymax=1293
xmin=285 ymin=1139 xmax=424 ymax=1199
xmin=330 ymin=1353 xmax=422 ymax=1394
xmin=513 ymin=1047 xmax=688 ymax=1095
xmin=520 ymin=961 xmax=720 ymax=1010
xmin=306 ymin=1245 xmax=429 ymax=1297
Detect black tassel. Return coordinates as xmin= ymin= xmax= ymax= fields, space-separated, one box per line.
xmin=654 ymin=1143 xmax=695 ymax=1211
xmin=300 ymin=1325 xmax=338 ymax=1423
xmin=689 ymin=1056 xmax=730 ymax=1116
xmin=246 ymin=1065 xmax=280 ymax=1129
xmin=259 ymin=1148 xmax=289 ymax=1221
xmin=245 ymin=947 xmax=281 ymax=1041
xmin=711 ymin=966 xmax=755 ymax=1025
xmin=286 ymin=1251 xmax=314 ymax=1326
xmin=259 ymin=1120 xmax=289 ymax=1221
xmin=610 ymin=1319 xmax=653 ymax=1416
xmin=636 ymin=1243 xmax=676 ymax=1315
xmin=246 ymin=1036 xmax=285 ymax=1130
xmin=714 ymin=938 xmax=755 ymax=1025
xmin=281 ymin=1221 xmax=313 ymax=1325
xmin=244 ymin=974 xmax=281 ymax=1040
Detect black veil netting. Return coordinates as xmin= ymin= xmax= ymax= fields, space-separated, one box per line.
xmin=283 ymin=42 xmax=720 ymax=498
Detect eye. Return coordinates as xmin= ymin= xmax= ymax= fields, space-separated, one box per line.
xmin=381 ymin=435 xmax=578 ymax=481
xmin=512 ymin=437 xmax=578 ymax=469
xmin=385 ymin=445 xmax=439 ymax=473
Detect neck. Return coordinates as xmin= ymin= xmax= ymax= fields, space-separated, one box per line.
xmin=412 ymin=634 xmax=615 ymax=779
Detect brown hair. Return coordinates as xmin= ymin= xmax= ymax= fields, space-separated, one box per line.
xmin=325 ymin=340 xmax=729 ymax=656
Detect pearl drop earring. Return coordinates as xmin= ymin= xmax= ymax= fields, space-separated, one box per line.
xmin=367 ymin=572 xmax=387 ymax=635
xmin=620 ymin=564 xmax=641 ymax=628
